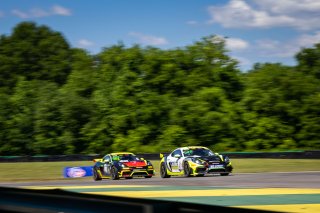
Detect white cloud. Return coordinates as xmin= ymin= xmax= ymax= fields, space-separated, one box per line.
xmin=208 ymin=0 xmax=320 ymax=30
xmin=225 ymin=37 xmax=249 ymax=50
xmin=255 ymin=39 xmax=280 ymax=50
xmin=255 ymin=39 xmax=289 ymax=57
xmin=208 ymin=0 xmax=294 ymax=28
xmin=255 ymin=31 xmax=320 ymax=57
xmin=78 ymin=39 xmax=94 ymax=48
xmin=129 ymin=32 xmax=168 ymax=45
xmin=253 ymin=0 xmax=320 ymax=14
xmin=52 ymin=5 xmax=71 ymax=16
xmin=11 ymin=5 xmax=71 ymax=18
xmin=296 ymin=31 xmax=320 ymax=47
xmin=232 ymin=55 xmax=252 ymax=70
xmin=12 ymin=9 xmax=29 ymax=18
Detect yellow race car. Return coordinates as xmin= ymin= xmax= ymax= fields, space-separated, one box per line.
xmin=159 ymin=146 xmax=233 ymax=178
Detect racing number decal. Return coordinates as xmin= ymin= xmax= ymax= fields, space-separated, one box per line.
xmin=169 ymin=159 xmax=180 ymax=172
xmin=177 ymin=158 xmax=184 ymax=170
xmin=170 ymin=162 xmax=179 ymax=172
xmin=166 ymin=155 xmax=183 ymax=173
xmin=104 ymin=164 xmax=110 ymax=175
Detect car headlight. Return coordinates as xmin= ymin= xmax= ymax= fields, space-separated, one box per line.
xmin=147 ymin=161 xmax=153 ymax=166
xmin=224 ymin=156 xmax=230 ymax=163
xmin=195 ymin=159 xmax=201 ymax=164
xmin=191 ymin=158 xmax=202 ymax=164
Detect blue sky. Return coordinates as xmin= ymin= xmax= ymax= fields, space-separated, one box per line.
xmin=1 ymin=0 xmax=320 ymax=71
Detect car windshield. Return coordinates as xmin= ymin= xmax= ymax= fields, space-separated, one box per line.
xmin=114 ymin=154 xmax=140 ymax=162
xmin=183 ymin=148 xmax=214 ymax=157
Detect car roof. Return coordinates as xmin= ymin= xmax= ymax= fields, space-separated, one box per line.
xmin=179 ymin=146 xmax=209 ymax=150
xmin=110 ymin=152 xmax=135 ymax=155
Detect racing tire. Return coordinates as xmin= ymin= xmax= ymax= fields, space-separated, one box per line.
xmin=183 ymin=161 xmax=192 ymax=177
xmin=93 ymin=168 xmax=102 ymax=181
xmin=160 ymin=162 xmax=171 ymax=178
xmin=111 ymin=167 xmax=120 ymax=180
xmin=220 ymin=173 xmax=230 ymax=176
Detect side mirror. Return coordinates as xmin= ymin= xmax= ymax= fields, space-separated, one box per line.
xmin=160 ymin=153 xmax=164 ymax=159
xmin=174 ymin=154 xmax=181 ymax=158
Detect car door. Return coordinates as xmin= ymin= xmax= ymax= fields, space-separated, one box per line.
xmin=102 ymin=155 xmax=112 ymax=176
xmin=166 ymin=149 xmax=183 ymax=173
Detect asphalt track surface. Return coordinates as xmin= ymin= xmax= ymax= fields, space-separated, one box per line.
xmin=1 ymin=172 xmax=320 ymax=212
xmin=2 ymin=171 xmax=320 ymax=188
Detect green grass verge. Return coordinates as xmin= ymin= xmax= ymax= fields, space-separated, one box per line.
xmin=0 ymin=159 xmax=319 ymax=182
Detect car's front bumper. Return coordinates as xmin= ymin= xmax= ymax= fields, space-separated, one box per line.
xmin=192 ymin=162 xmax=233 ymax=175
xmin=119 ymin=166 xmax=155 ymax=178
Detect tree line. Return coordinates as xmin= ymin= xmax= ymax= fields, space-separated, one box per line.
xmin=0 ymin=22 xmax=319 ymax=155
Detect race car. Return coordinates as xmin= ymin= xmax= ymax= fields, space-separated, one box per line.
xmin=92 ymin=152 xmax=154 ymax=180
xmin=159 ymin=146 xmax=233 ymax=178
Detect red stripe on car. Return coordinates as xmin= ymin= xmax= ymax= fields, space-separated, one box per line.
xmin=124 ymin=161 xmax=146 ymax=167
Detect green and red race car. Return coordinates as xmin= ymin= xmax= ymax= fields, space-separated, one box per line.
xmin=160 ymin=146 xmax=233 ymax=178
xmin=92 ymin=152 xmax=155 ymax=180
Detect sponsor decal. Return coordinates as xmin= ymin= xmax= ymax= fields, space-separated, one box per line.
xmin=67 ymin=167 xmax=86 ymax=178
xmin=209 ymin=164 xmax=224 ymax=169
xmin=63 ymin=166 xmax=93 ymax=178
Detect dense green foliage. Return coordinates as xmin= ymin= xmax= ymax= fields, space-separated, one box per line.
xmin=0 ymin=22 xmax=319 ymax=155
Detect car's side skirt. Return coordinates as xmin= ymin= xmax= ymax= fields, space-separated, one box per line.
xmin=166 ymin=170 xmax=184 ymax=176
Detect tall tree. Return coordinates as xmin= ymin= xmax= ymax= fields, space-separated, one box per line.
xmin=241 ymin=63 xmax=320 ymax=150
xmin=295 ymin=43 xmax=320 ymax=149
xmin=296 ymin=43 xmax=320 ymax=79
xmin=88 ymin=36 xmax=244 ymax=153
xmin=0 ymin=22 xmax=75 ymax=155
xmin=0 ymin=22 xmax=72 ymax=90
xmin=4 ymin=78 xmax=38 ymax=155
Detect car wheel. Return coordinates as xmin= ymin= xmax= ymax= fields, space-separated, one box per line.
xmin=220 ymin=173 xmax=229 ymax=176
xmin=111 ymin=167 xmax=120 ymax=180
xmin=93 ymin=168 xmax=102 ymax=181
xmin=160 ymin=162 xmax=171 ymax=178
xmin=184 ymin=161 xmax=192 ymax=177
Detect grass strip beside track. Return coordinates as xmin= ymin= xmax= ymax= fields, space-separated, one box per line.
xmin=0 ymin=159 xmax=319 ymax=182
